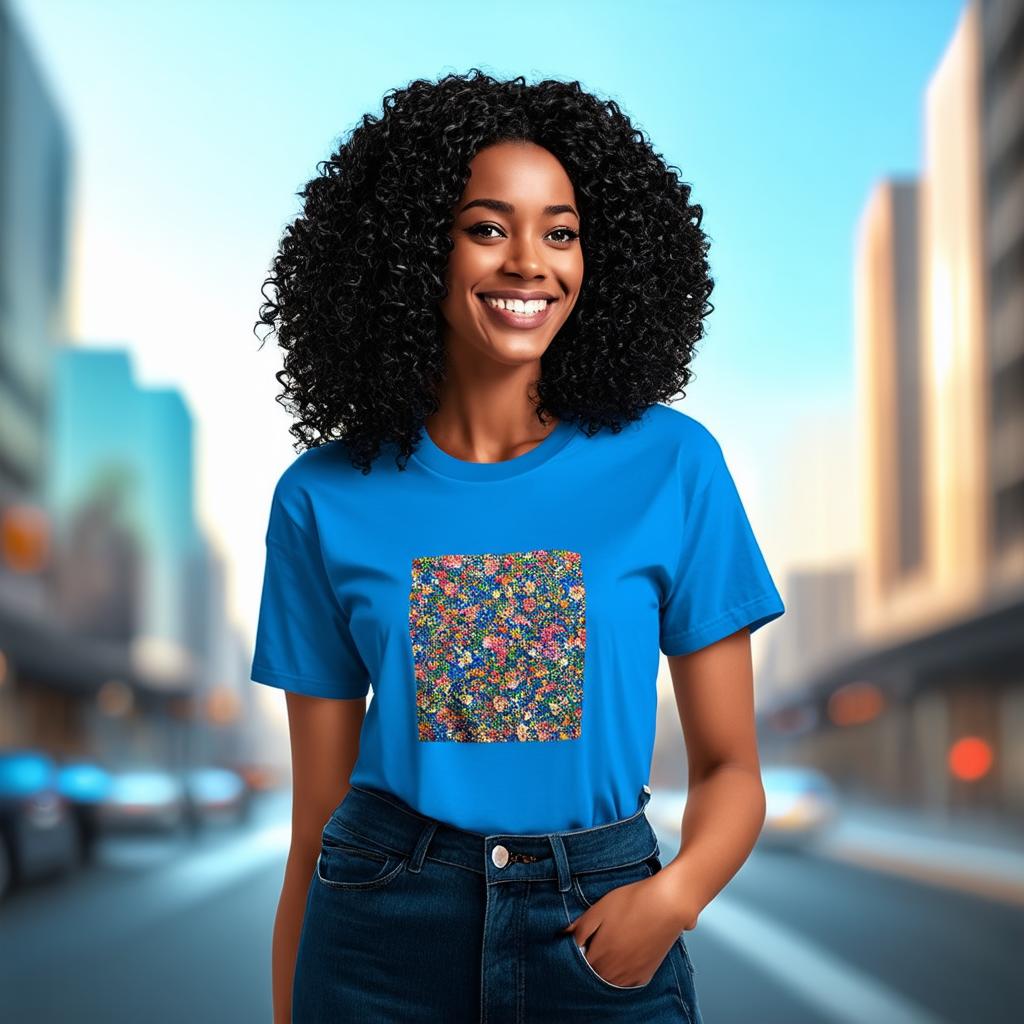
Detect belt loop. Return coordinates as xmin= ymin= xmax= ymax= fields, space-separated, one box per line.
xmin=548 ymin=833 xmax=572 ymax=893
xmin=407 ymin=821 xmax=438 ymax=873
xmin=639 ymin=782 xmax=652 ymax=812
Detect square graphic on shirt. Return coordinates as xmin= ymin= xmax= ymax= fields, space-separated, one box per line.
xmin=408 ymin=549 xmax=586 ymax=742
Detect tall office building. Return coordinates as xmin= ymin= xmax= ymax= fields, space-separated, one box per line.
xmin=980 ymin=0 xmax=1024 ymax=580
xmin=0 ymin=0 xmax=72 ymax=749
xmin=0 ymin=0 xmax=70 ymax=575
xmin=920 ymin=0 xmax=990 ymax=612
xmin=855 ymin=180 xmax=927 ymax=635
xmin=51 ymin=348 xmax=202 ymax=687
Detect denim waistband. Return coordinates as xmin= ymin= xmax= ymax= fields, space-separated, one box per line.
xmin=325 ymin=783 xmax=660 ymax=893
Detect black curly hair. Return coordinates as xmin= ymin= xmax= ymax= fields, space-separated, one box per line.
xmin=254 ymin=68 xmax=715 ymax=475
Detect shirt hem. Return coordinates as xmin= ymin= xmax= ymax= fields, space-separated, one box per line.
xmin=659 ymin=593 xmax=785 ymax=656
xmin=250 ymin=664 xmax=370 ymax=699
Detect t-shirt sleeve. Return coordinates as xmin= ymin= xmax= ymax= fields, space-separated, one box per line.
xmin=659 ymin=439 xmax=785 ymax=656
xmin=250 ymin=474 xmax=371 ymax=699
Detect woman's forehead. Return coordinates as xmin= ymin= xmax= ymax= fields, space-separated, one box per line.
xmin=459 ymin=143 xmax=577 ymax=210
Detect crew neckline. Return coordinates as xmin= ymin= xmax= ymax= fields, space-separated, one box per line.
xmin=411 ymin=417 xmax=580 ymax=481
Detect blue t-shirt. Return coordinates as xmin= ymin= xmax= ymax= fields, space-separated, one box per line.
xmin=250 ymin=402 xmax=785 ymax=834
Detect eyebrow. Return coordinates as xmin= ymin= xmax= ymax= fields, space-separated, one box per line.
xmin=459 ymin=198 xmax=579 ymax=219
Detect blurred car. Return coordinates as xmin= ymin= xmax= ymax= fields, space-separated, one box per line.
xmin=759 ymin=764 xmax=839 ymax=848
xmin=96 ymin=767 xmax=188 ymax=835
xmin=55 ymin=758 xmax=114 ymax=864
xmin=181 ymin=766 xmax=251 ymax=829
xmin=0 ymin=749 xmax=80 ymax=901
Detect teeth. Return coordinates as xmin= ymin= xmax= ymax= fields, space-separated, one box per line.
xmin=484 ymin=296 xmax=550 ymax=315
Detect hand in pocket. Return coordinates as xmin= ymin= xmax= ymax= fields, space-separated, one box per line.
xmin=562 ymin=869 xmax=684 ymax=988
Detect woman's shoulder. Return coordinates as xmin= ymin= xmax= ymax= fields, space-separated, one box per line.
xmin=274 ymin=438 xmax=346 ymax=485
xmin=266 ymin=439 xmax=365 ymax=516
xmin=636 ymin=402 xmax=723 ymax=459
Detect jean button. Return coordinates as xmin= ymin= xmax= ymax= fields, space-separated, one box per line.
xmin=491 ymin=844 xmax=509 ymax=868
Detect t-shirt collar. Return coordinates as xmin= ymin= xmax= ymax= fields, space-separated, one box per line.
xmin=410 ymin=417 xmax=579 ymax=481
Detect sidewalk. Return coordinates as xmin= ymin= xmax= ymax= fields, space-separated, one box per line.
xmin=808 ymin=798 xmax=1024 ymax=907
xmin=647 ymin=790 xmax=1024 ymax=906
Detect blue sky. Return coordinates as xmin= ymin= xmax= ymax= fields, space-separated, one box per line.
xmin=12 ymin=0 xmax=966 ymax=636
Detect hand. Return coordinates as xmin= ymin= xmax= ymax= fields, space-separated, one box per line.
xmin=560 ymin=868 xmax=689 ymax=988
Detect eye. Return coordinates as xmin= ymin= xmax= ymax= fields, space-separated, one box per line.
xmin=464 ymin=223 xmax=581 ymax=244
xmin=466 ymin=223 xmax=505 ymax=239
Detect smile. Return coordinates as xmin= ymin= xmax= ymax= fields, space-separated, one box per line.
xmin=477 ymin=294 xmax=557 ymax=330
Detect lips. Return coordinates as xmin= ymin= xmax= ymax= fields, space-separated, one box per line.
xmin=477 ymin=294 xmax=557 ymax=330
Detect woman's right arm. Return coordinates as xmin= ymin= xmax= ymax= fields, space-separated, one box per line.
xmin=272 ymin=690 xmax=367 ymax=1024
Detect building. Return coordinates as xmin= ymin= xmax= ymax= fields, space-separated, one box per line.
xmin=760 ymin=0 xmax=1024 ymax=818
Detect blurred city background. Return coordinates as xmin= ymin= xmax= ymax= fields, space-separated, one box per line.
xmin=0 ymin=0 xmax=1021 ymax=1022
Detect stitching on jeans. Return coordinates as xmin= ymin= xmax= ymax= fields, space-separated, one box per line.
xmin=666 ymin=938 xmax=694 ymax=1024
xmin=480 ymin=873 xmax=492 ymax=1024
xmin=324 ymin=820 xmax=407 ymax=858
xmin=678 ymin=935 xmax=696 ymax=978
xmin=349 ymin=783 xmax=509 ymax=842
xmin=517 ymin=877 xmax=531 ymax=1023
xmin=350 ymin=782 xmax=651 ymax=837
xmin=571 ymin=844 xmax=659 ymax=881
xmin=349 ymin=782 xmax=652 ymax=844
xmin=482 ymin=799 xmax=651 ymax=841
xmin=315 ymin=849 xmax=405 ymax=891
xmin=349 ymin=784 xmax=440 ymax=824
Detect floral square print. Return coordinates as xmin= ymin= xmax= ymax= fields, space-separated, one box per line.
xmin=409 ymin=549 xmax=586 ymax=742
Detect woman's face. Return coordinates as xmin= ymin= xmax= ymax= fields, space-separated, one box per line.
xmin=439 ymin=140 xmax=584 ymax=367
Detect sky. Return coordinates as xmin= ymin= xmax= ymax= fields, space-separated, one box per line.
xmin=11 ymin=0 xmax=967 ymax=652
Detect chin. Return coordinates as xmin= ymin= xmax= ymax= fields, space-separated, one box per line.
xmin=484 ymin=331 xmax=558 ymax=360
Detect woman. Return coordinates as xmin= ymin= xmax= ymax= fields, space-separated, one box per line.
xmin=252 ymin=69 xmax=785 ymax=1024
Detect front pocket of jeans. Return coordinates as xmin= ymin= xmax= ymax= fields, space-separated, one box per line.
xmin=565 ymin=853 xmax=662 ymax=991
xmin=571 ymin=937 xmax=655 ymax=991
xmin=315 ymin=828 xmax=406 ymax=890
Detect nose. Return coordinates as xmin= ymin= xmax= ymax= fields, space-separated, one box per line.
xmin=501 ymin=234 xmax=546 ymax=279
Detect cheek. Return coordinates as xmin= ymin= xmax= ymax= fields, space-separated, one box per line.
xmin=561 ymin=255 xmax=585 ymax=296
xmin=443 ymin=247 xmax=483 ymax=296
xmin=570 ymin=253 xmax=585 ymax=289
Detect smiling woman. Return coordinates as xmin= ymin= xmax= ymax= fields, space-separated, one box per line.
xmin=254 ymin=68 xmax=714 ymax=473
xmin=252 ymin=68 xmax=782 ymax=1024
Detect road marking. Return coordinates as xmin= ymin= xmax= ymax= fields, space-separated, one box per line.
xmin=0 ymin=818 xmax=296 ymax=978
xmin=813 ymin=829 xmax=1024 ymax=908
xmin=141 ymin=820 xmax=292 ymax=918
xmin=697 ymin=896 xmax=951 ymax=1024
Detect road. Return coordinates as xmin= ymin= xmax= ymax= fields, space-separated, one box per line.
xmin=0 ymin=792 xmax=1020 ymax=1023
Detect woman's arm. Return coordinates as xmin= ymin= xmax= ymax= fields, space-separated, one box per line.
xmin=271 ymin=691 xmax=367 ymax=1024
xmin=661 ymin=625 xmax=767 ymax=929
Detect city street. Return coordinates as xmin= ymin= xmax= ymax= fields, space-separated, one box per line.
xmin=1 ymin=0 xmax=1020 ymax=1022
xmin=2 ymin=790 xmax=1020 ymax=1024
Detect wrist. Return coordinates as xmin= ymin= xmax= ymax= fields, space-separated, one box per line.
xmin=658 ymin=854 xmax=703 ymax=931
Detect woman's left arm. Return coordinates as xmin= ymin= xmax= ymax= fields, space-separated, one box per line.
xmin=560 ymin=625 xmax=766 ymax=987
xmin=660 ymin=624 xmax=767 ymax=931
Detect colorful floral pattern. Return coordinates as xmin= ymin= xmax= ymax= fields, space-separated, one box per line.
xmin=409 ymin=549 xmax=586 ymax=742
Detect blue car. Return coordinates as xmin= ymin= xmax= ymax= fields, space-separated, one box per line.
xmin=0 ymin=749 xmax=80 ymax=900
xmin=55 ymin=758 xmax=114 ymax=863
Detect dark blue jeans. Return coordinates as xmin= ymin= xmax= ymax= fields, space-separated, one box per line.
xmin=292 ymin=782 xmax=704 ymax=1023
